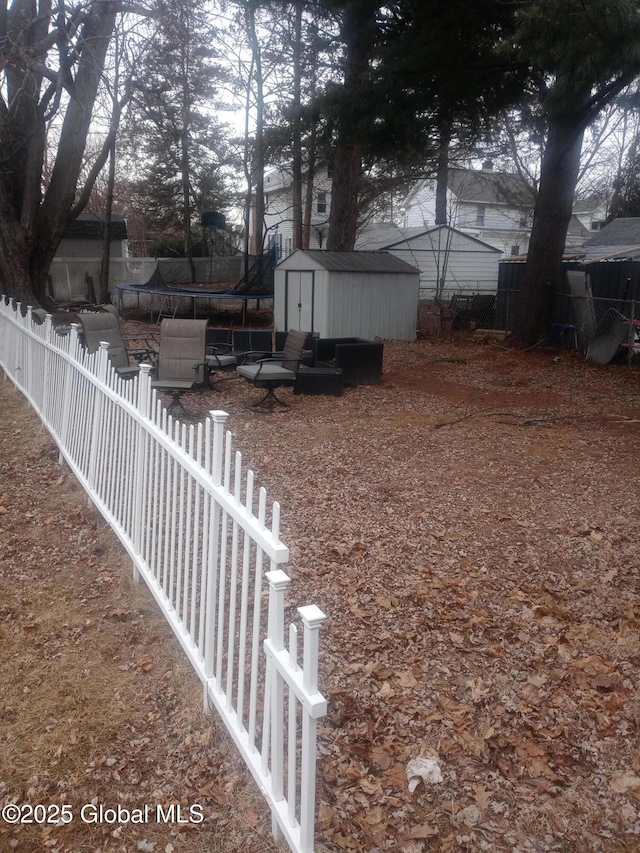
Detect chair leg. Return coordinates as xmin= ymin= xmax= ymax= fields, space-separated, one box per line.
xmin=166 ymin=390 xmax=188 ymax=416
xmin=249 ymin=386 xmax=290 ymax=412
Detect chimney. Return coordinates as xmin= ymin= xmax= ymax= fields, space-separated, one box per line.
xmin=481 ymin=160 xmax=494 ymax=171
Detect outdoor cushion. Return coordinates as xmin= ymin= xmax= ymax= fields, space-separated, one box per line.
xmin=237 ymin=363 xmax=295 ymax=383
xmin=206 ymin=353 xmax=237 ymax=368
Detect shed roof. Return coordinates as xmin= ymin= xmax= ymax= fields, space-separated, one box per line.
xmin=356 ymin=223 xmax=501 ymax=253
xmin=63 ymin=212 xmax=127 ymax=242
xmin=278 ymin=249 xmax=419 ymax=273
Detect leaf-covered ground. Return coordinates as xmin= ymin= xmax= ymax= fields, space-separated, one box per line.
xmin=1 ymin=335 xmax=640 ymax=853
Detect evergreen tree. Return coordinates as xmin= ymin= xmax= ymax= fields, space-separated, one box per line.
xmin=130 ymin=0 xmax=233 ymax=273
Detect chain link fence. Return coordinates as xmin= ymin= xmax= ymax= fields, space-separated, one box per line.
xmin=47 ymin=256 xmax=246 ymax=305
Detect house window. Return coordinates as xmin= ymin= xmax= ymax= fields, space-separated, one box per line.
xmin=511 ymin=245 xmax=520 ymax=256
xmin=285 ymin=237 xmax=292 ymax=256
xmin=476 ymin=204 xmax=486 ymax=226
xmin=317 ymin=192 xmax=327 ymax=214
xmin=327 ymin=165 xmax=334 ymax=179
xmin=519 ymin=212 xmax=528 ymax=227
xmin=591 ymin=220 xmax=602 ymax=231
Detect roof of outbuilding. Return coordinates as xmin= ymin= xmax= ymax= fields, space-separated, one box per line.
xmin=583 ymin=218 xmax=640 ymax=246
xmin=355 ymin=222 xmax=502 ymax=253
xmin=280 ymin=249 xmax=419 ymax=273
xmin=63 ymin=212 xmax=127 ymax=242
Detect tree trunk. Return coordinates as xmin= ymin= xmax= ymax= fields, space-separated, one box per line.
xmin=511 ymin=113 xmax=585 ymax=347
xmin=434 ymin=121 xmax=451 ymax=226
xmin=0 ymin=0 xmax=118 ymax=307
xmin=291 ymin=0 xmax=303 ymax=250
xmin=327 ymin=144 xmax=362 ymax=250
xmin=326 ymin=0 xmax=376 ymax=252
xmin=98 ymin=138 xmax=116 ymax=305
xmin=246 ymin=2 xmax=265 ymax=255
xmin=302 ymin=127 xmax=317 ymax=250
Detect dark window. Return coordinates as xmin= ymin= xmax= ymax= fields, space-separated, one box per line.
xmin=511 ymin=244 xmax=520 ymax=256
xmin=476 ymin=204 xmax=486 ymax=226
xmin=317 ymin=192 xmax=327 ymax=214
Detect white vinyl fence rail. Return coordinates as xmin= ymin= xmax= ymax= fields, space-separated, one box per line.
xmin=0 ymin=297 xmax=327 ymax=853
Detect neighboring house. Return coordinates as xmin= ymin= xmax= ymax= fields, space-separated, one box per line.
xmin=355 ymin=222 xmax=502 ymax=298
xmin=258 ymin=164 xmax=332 ymax=258
xmin=581 ymin=217 xmax=640 ymax=260
xmin=401 ymin=162 xmax=536 ymax=257
xmin=55 ymin=212 xmax=128 ymax=259
xmin=572 ymin=196 xmax=609 ymax=234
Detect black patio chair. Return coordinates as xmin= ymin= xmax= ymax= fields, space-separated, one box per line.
xmin=236 ymin=329 xmax=308 ymax=412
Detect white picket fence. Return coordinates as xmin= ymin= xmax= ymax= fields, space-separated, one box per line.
xmin=0 ymin=297 xmax=327 ymax=853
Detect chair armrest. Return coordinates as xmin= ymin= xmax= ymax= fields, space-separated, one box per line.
xmin=238 ymin=349 xmax=275 ymax=364
xmin=207 ymin=343 xmax=233 ymax=354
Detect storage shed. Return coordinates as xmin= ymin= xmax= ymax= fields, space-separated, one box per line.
xmin=274 ymin=250 xmax=420 ymax=341
xmin=355 ymin=223 xmax=502 ymax=298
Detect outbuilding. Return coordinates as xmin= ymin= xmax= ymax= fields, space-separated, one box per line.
xmin=355 ymin=223 xmax=502 ymax=300
xmin=274 ymin=250 xmax=420 ymax=341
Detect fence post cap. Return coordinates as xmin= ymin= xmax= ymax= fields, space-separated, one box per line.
xmin=298 ymin=604 xmax=326 ymax=628
xmin=139 ymin=363 xmax=153 ymax=375
xmin=209 ymin=409 xmax=229 ymax=422
xmin=266 ymin=569 xmax=290 ymax=590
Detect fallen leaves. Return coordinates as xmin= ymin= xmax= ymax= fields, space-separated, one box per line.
xmin=3 ymin=336 xmax=640 ymax=853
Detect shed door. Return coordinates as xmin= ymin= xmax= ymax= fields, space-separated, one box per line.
xmin=285 ymin=271 xmax=314 ymax=332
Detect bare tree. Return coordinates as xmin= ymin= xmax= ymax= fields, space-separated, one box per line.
xmin=0 ymin=0 xmax=151 ymax=306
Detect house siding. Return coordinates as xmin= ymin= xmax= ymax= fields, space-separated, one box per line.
xmin=356 ymin=227 xmax=501 ymax=297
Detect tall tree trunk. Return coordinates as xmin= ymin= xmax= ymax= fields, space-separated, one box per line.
xmin=0 ymin=0 xmax=119 ymax=307
xmin=246 ymin=1 xmax=265 ymax=255
xmin=303 ymin=125 xmax=317 ymax=250
xmin=291 ymin=0 xmax=303 ymax=250
xmin=511 ymin=113 xmax=585 ymax=347
xmin=327 ymin=144 xmax=362 ymax=250
xmin=98 ymin=137 xmax=116 ymax=305
xmin=434 ymin=120 xmax=451 ymax=226
xmin=327 ymin=0 xmax=376 ymax=252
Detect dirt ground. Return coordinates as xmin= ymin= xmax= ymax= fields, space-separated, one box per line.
xmin=1 ymin=333 xmax=640 ymax=853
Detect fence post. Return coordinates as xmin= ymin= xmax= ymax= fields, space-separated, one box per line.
xmin=25 ymin=305 xmax=34 ymax=401
xmin=203 ymin=409 xmax=229 ymax=711
xmin=265 ymin=568 xmax=290 ymax=843
xmin=41 ymin=314 xmax=53 ymax=425
xmin=132 ymin=364 xmax=152 ymax=583
xmin=298 ymin=604 xmax=327 ymax=853
xmin=86 ymin=342 xmax=109 ymax=506
xmin=58 ymin=323 xmax=80 ymax=466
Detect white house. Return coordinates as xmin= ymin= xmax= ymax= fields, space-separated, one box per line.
xmin=259 ymin=164 xmax=332 ymax=258
xmin=400 ymin=162 xmax=536 ymax=257
xmin=355 ymin=223 xmax=502 ymax=299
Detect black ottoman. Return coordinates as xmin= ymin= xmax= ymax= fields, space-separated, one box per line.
xmin=293 ymin=365 xmax=343 ymax=396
